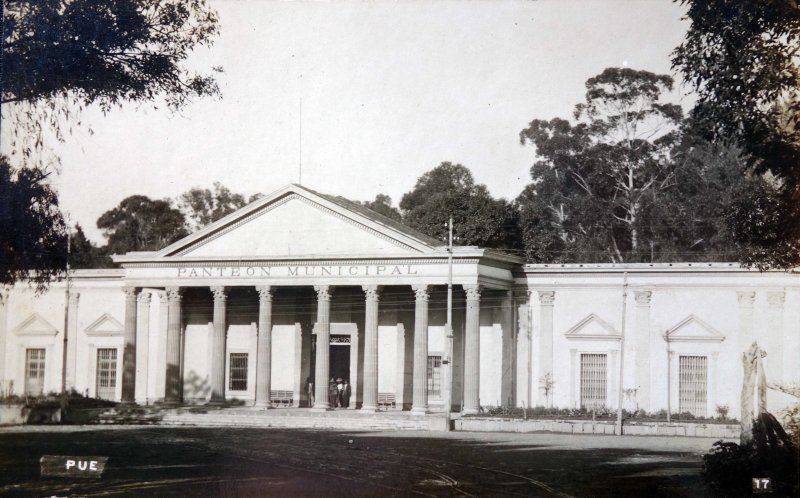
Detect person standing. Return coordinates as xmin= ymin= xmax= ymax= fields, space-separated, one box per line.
xmin=336 ymin=378 xmax=344 ymax=408
xmin=329 ymin=378 xmax=338 ymax=408
xmin=342 ymin=379 xmax=351 ymax=408
xmin=305 ymin=377 xmax=314 ymax=407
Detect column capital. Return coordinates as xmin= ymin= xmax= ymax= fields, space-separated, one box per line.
xmin=158 ymin=291 xmax=169 ymax=305
xmin=538 ymin=290 xmax=555 ymax=306
xmin=737 ymin=290 xmax=756 ymax=307
xmin=314 ymin=285 xmax=331 ymax=301
xmin=68 ymin=291 xmax=80 ymax=305
xmin=634 ymin=290 xmax=652 ymax=306
xmin=767 ymin=290 xmax=785 ymax=307
xmin=166 ymin=287 xmax=182 ymax=302
xmin=137 ymin=291 xmax=151 ymax=306
xmin=210 ymin=286 xmax=227 ymax=302
xmin=412 ymin=285 xmax=430 ymax=301
xmin=256 ymin=285 xmax=273 ymax=302
xmin=463 ymin=284 xmax=482 ymax=300
xmin=362 ymin=285 xmax=382 ymax=301
xmin=123 ymin=286 xmax=137 ymax=300
xmin=0 ymin=286 xmax=9 ymax=305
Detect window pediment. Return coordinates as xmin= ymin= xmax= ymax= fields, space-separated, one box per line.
xmin=13 ymin=313 xmax=59 ymax=336
xmin=664 ymin=315 xmax=725 ymax=343
xmin=85 ymin=313 xmax=124 ymax=337
xmin=565 ymin=314 xmax=620 ymax=341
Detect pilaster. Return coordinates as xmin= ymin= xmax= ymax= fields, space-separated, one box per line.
xmin=766 ymin=290 xmax=785 ymax=382
xmin=634 ymin=290 xmax=652 ymax=411
xmin=537 ymin=290 xmax=555 ymax=406
xmin=514 ymin=290 xmax=532 ymax=408
xmin=65 ymin=291 xmax=80 ymax=391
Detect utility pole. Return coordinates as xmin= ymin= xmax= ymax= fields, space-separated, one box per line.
xmin=443 ymin=217 xmax=454 ymax=431
xmin=60 ymin=229 xmax=72 ymax=413
xmin=616 ymin=272 xmax=628 ymax=436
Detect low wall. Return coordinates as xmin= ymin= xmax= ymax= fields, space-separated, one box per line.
xmin=0 ymin=405 xmax=62 ymax=425
xmin=456 ymin=417 xmax=739 ymax=438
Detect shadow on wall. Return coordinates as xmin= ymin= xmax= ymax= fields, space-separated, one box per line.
xmin=184 ymin=370 xmax=211 ymax=401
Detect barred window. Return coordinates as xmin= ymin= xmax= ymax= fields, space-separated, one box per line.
xmin=229 ymin=353 xmax=248 ymax=391
xmin=427 ymin=355 xmax=442 ymax=400
xmin=580 ymin=353 xmax=607 ymax=410
xmin=679 ymin=355 xmax=707 ymax=416
xmin=25 ymin=349 xmax=46 ymax=396
xmin=96 ymin=348 xmax=117 ymax=400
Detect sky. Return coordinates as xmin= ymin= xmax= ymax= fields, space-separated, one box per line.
xmin=3 ymin=0 xmax=691 ymax=244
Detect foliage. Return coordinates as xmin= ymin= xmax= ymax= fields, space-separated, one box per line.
xmin=97 ymin=195 xmax=188 ymax=254
xmin=702 ymin=414 xmax=799 ymax=496
xmin=0 ymin=156 xmax=67 ymax=291
xmin=474 ymin=406 xmax=739 ymax=423
xmin=360 ymin=194 xmax=402 ymax=222
xmin=400 ymin=162 xmax=519 ymax=249
xmin=2 ymin=0 xmax=222 ymax=165
xmin=672 ymin=0 xmax=800 ymax=269
xmin=69 ymin=224 xmax=113 ymax=269
xmin=178 ymin=182 xmax=257 ymax=231
xmin=517 ymin=68 xmax=752 ymax=263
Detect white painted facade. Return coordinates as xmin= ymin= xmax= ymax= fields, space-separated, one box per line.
xmin=0 ymin=185 xmax=797 ymax=420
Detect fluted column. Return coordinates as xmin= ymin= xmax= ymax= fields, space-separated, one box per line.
xmin=65 ymin=291 xmax=80 ymax=391
xmin=164 ymin=287 xmax=182 ymax=404
xmin=313 ymin=285 xmax=332 ymax=409
xmin=463 ymin=285 xmax=482 ymax=415
xmin=135 ymin=291 xmax=151 ymax=404
xmin=634 ymin=290 xmax=652 ymax=411
xmin=121 ymin=286 xmax=138 ymax=403
xmin=255 ymin=286 xmax=273 ymax=407
xmin=411 ymin=285 xmax=430 ymax=414
xmin=538 ymin=291 xmax=555 ymax=406
xmin=361 ymin=285 xmax=381 ymax=412
xmin=209 ymin=286 xmax=228 ymax=404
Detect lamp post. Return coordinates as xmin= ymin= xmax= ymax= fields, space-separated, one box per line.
xmin=443 ymin=217 xmax=454 ymax=431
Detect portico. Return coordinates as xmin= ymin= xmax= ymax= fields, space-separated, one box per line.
xmin=111 ymin=184 xmax=520 ymax=412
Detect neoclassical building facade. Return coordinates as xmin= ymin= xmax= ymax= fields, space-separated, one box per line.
xmin=1 ymin=184 xmax=798 ymax=419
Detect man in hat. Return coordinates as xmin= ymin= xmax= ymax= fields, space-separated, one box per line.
xmin=342 ymin=379 xmax=351 ymax=408
xmin=336 ymin=378 xmax=344 ymax=408
xmin=329 ymin=378 xmax=338 ymax=408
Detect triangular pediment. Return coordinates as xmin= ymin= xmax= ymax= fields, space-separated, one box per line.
xmin=565 ymin=314 xmax=620 ymax=341
xmin=85 ymin=313 xmax=124 ymax=337
xmin=13 ymin=313 xmax=59 ymax=336
xmin=152 ymin=185 xmax=440 ymax=259
xmin=664 ymin=315 xmax=725 ymax=342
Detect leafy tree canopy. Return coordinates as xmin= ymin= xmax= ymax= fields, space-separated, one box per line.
xmin=97 ymin=195 xmax=188 ymax=254
xmin=69 ymin=224 xmax=113 ymax=269
xmin=400 ymin=162 xmax=518 ymax=249
xmin=178 ymin=182 xmax=258 ymax=231
xmin=518 ymin=68 xmax=687 ymax=263
xmin=672 ymin=0 xmax=800 ymax=268
xmin=360 ymin=194 xmax=402 ymax=222
xmin=0 ymin=156 xmax=67 ymax=291
xmin=2 ymin=0 xmax=222 ymax=164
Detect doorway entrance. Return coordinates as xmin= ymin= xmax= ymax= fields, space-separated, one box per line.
xmin=329 ymin=335 xmax=351 ymax=382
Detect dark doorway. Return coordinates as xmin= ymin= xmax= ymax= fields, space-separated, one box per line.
xmin=329 ymin=344 xmax=350 ymax=382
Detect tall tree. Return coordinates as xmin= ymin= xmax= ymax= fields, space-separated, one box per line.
xmin=400 ymin=162 xmax=519 ymax=249
xmin=2 ymin=0 xmax=222 ymax=163
xmin=518 ymin=68 xmax=683 ymax=262
xmin=0 ymin=156 xmax=67 ymax=291
xmin=97 ymin=195 xmax=188 ymax=254
xmin=178 ymin=182 xmax=255 ymax=231
xmin=69 ymin=224 xmax=113 ymax=269
xmin=361 ymin=194 xmax=402 ymax=222
xmin=0 ymin=0 xmax=221 ymax=288
xmin=672 ymin=0 xmax=800 ymax=268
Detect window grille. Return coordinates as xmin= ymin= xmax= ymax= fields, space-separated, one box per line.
xmin=580 ymin=353 xmax=607 ymax=410
xmin=229 ymin=353 xmax=248 ymax=391
xmin=679 ymin=355 xmax=707 ymax=416
xmin=427 ymin=355 xmax=442 ymax=400
xmin=25 ymin=348 xmax=46 ymax=396
xmin=96 ymin=348 xmax=117 ymax=400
